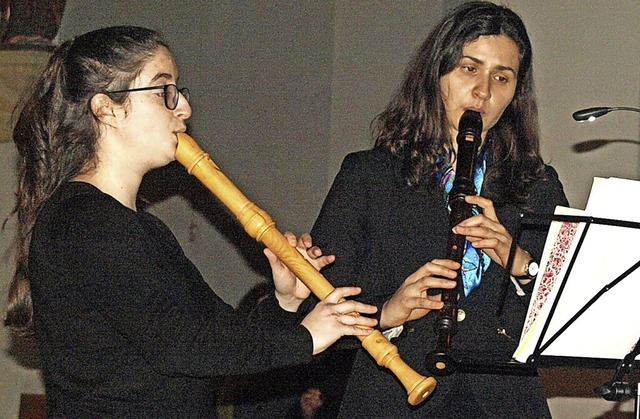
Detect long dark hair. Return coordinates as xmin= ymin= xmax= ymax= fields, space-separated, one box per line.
xmin=374 ymin=1 xmax=543 ymax=204
xmin=5 ymin=26 xmax=168 ymax=331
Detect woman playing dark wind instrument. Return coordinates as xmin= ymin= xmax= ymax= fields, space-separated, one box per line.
xmin=4 ymin=25 xmax=377 ymax=418
xmin=302 ymin=2 xmax=568 ymax=417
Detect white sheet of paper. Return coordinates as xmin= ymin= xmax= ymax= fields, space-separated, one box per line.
xmin=586 ymin=177 xmax=640 ymax=222
xmin=514 ymin=177 xmax=640 ymax=362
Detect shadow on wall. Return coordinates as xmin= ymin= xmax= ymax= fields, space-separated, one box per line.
xmin=572 ymin=139 xmax=640 ymax=153
xmin=139 ymin=160 xmax=270 ymax=278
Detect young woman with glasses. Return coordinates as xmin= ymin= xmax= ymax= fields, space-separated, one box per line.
xmin=4 ymin=25 xmax=377 ymax=417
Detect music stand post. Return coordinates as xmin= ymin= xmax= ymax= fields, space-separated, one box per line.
xmin=594 ymin=335 xmax=640 ymax=419
xmin=515 ymin=213 xmax=640 ymax=416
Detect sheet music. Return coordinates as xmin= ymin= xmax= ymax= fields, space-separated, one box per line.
xmin=514 ymin=177 xmax=640 ymax=363
xmin=514 ymin=206 xmax=585 ymax=362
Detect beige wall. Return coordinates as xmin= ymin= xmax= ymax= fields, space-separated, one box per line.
xmin=328 ymin=0 xmax=461 ymax=178
xmin=509 ymin=0 xmax=640 ymax=209
xmin=329 ymin=0 xmax=640 ymax=210
xmin=1 ymin=1 xmax=638 ymax=417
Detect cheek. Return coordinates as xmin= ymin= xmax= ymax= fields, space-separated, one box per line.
xmin=488 ymin=87 xmax=516 ymax=120
xmin=439 ymin=76 xmax=456 ymax=103
xmin=439 ymin=79 xmax=456 ymax=116
xmin=440 ymin=76 xmax=470 ymax=112
xmin=498 ymin=82 xmax=517 ymax=107
xmin=441 ymin=83 xmax=464 ymax=132
xmin=485 ymin=104 xmax=511 ymax=132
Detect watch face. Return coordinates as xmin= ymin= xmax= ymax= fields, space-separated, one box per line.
xmin=528 ymin=261 xmax=539 ymax=277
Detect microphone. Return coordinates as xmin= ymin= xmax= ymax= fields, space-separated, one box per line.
xmin=572 ymin=106 xmax=640 ymax=122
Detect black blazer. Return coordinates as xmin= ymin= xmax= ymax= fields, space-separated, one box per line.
xmin=311 ymin=148 xmax=569 ymax=418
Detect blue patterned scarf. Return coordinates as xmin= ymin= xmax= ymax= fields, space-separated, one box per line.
xmin=437 ymin=150 xmax=491 ymax=296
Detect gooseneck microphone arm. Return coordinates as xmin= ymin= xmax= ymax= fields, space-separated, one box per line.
xmin=572 ymin=106 xmax=640 ymax=122
xmin=571 ymin=106 xmax=640 ymax=151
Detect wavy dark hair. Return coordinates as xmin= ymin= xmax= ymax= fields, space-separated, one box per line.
xmin=373 ymin=1 xmax=544 ymax=205
xmin=5 ymin=26 xmax=168 ymax=332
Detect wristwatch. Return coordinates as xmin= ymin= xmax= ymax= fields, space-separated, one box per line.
xmin=516 ymin=257 xmax=539 ymax=280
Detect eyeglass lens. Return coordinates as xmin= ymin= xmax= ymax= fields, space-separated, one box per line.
xmin=165 ymin=85 xmax=190 ymax=110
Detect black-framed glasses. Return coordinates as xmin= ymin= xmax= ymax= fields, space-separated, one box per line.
xmin=104 ymin=83 xmax=190 ymax=110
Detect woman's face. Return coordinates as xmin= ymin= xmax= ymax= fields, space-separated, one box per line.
xmin=112 ymin=46 xmax=192 ymax=173
xmin=439 ymin=35 xmax=520 ymax=147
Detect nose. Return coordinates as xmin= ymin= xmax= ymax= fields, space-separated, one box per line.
xmin=473 ymin=76 xmax=491 ymax=101
xmin=175 ymin=91 xmax=192 ymax=119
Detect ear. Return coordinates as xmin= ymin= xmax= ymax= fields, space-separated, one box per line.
xmin=90 ymin=93 xmax=119 ymax=123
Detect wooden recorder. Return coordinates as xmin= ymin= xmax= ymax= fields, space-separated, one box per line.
xmin=175 ymin=132 xmax=436 ymax=406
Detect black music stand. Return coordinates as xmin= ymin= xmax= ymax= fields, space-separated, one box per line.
xmin=513 ymin=213 xmax=640 ymax=418
xmin=594 ymin=335 xmax=640 ymax=419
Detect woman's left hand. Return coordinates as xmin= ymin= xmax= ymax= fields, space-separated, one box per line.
xmin=452 ymin=195 xmax=529 ymax=275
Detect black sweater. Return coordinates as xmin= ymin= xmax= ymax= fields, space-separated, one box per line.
xmin=29 ymin=181 xmax=312 ymax=418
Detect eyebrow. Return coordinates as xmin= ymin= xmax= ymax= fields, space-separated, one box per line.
xmin=461 ymin=55 xmax=517 ymax=75
xmin=150 ymin=72 xmax=175 ymax=83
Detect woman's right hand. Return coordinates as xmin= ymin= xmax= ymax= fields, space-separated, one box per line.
xmin=380 ymin=259 xmax=458 ymax=329
xmin=301 ymin=286 xmax=378 ymax=355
